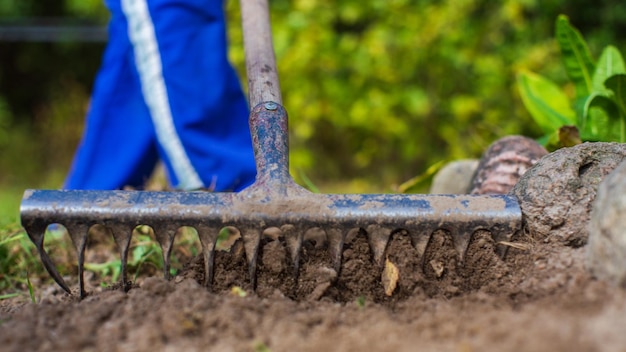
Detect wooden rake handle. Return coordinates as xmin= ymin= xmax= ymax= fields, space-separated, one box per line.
xmin=240 ymin=0 xmax=283 ymax=107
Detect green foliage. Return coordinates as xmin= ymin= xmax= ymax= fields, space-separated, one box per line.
xmin=518 ymin=15 xmax=626 ymax=147
xmin=355 ymin=295 xmax=366 ymax=309
xmin=396 ymin=160 xmax=446 ymax=193
xmin=227 ymin=0 xmax=568 ymax=190
xmin=555 ymin=14 xmax=595 ymax=99
xmin=1 ymin=1 xmax=625 ymax=192
xmin=253 ymin=341 xmax=272 ymax=352
xmin=25 ymin=274 xmax=36 ymax=303
xmin=65 ymin=0 xmax=108 ymax=21
xmin=0 ymin=293 xmax=19 ymax=300
xmin=0 ymin=220 xmax=202 ymax=296
xmin=0 ymin=224 xmax=47 ymax=295
xmin=85 ymin=228 xmax=198 ymax=285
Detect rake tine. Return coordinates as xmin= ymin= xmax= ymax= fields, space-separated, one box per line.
xmin=196 ymin=225 xmax=219 ymax=288
xmin=491 ymin=225 xmax=514 ymax=258
xmin=327 ymin=228 xmax=346 ymax=274
xmin=110 ymin=224 xmax=133 ymax=291
xmin=66 ymin=223 xmax=90 ymax=298
xmin=366 ymin=225 xmax=392 ymax=269
xmin=450 ymin=225 xmax=473 ymax=263
xmin=154 ymin=225 xmax=178 ymax=280
xmin=24 ymin=223 xmax=72 ymax=294
xmin=281 ymin=224 xmax=303 ymax=278
xmin=241 ymin=227 xmax=262 ymax=288
xmin=409 ymin=225 xmax=436 ymax=261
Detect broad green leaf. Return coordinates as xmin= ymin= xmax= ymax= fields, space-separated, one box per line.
xmin=605 ymin=74 xmax=626 ymax=141
xmin=582 ymin=92 xmax=616 ymax=125
xmin=582 ymin=92 xmax=622 ymax=141
xmin=555 ymin=14 xmax=595 ymax=98
xmin=605 ymin=74 xmax=626 ymax=115
xmin=517 ymin=70 xmax=577 ymax=134
xmin=592 ymin=46 xmax=626 ymax=93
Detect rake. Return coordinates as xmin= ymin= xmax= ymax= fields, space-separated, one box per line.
xmin=20 ymin=0 xmax=522 ymax=298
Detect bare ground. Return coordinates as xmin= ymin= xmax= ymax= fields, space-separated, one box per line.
xmin=1 ymin=224 xmax=625 ymax=352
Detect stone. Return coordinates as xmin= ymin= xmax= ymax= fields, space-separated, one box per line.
xmin=469 ymin=135 xmax=547 ymax=195
xmin=512 ymin=142 xmax=626 ymax=246
xmin=586 ymin=159 xmax=626 ymax=288
xmin=430 ymin=159 xmax=478 ymax=194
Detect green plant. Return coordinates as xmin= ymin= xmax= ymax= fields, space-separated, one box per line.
xmin=355 ymin=295 xmax=366 ymax=309
xmin=0 ymin=293 xmax=19 ymax=300
xmin=0 ymin=226 xmax=38 ymax=292
xmin=517 ymin=15 xmax=626 ymax=148
xmin=25 ymin=274 xmax=36 ymax=303
xmin=396 ymin=160 xmax=446 ymax=193
xmin=84 ymin=231 xmax=178 ymax=285
xmin=253 ymin=341 xmax=271 ymax=352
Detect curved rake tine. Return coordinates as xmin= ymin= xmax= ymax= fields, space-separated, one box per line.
xmin=282 ymin=224 xmax=303 ymax=278
xmin=327 ymin=228 xmax=346 ymax=275
xmin=66 ymin=224 xmax=90 ymax=298
xmin=451 ymin=225 xmax=473 ymax=263
xmin=110 ymin=224 xmax=133 ymax=291
xmin=241 ymin=227 xmax=262 ymax=288
xmin=197 ymin=225 xmax=219 ymax=288
xmin=408 ymin=225 xmax=437 ymax=263
xmin=154 ymin=225 xmax=178 ymax=281
xmin=24 ymin=223 xmax=71 ymax=294
xmin=366 ymin=225 xmax=392 ymax=269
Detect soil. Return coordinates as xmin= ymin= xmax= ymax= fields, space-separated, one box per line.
xmin=1 ymin=222 xmax=625 ymax=352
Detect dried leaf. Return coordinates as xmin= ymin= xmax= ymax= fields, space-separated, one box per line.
xmin=382 ymin=258 xmax=399 ymax=296
xmin=429 ymin=260 xmax=445 ymax=278
xmin=230 ymin=286 xmax=247 ymax=297
xmin=558 ymin=125 xmax=582 ymax=148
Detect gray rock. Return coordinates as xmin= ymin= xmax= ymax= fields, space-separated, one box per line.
xmin=512 ymin=142 xmax=626 ymax=246
xmin=430 ymin=159 xmax=478 ymax=194
xmin=586 ymin=159 xmax=626 ymax=287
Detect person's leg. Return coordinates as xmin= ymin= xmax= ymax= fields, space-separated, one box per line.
xmin=64 ymin=9 xmax=159 ymax=190
xmin=121 ymin=0 xmax=256 ymax=191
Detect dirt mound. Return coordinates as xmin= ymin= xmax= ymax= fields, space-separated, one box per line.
xmin=2 ymin=226 xmax=626 ymax=351
xmin=172 ymin=227 xmax=512 ymax=303
xmin=3 ymin=143 xmax=626 ymax=351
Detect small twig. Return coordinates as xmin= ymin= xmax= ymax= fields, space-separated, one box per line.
xmin=498 ymin=241 xmax=532 ymax=251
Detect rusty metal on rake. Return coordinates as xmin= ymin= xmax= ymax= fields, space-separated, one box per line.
xmin=20 ymin=0 xmax=522 ymax=298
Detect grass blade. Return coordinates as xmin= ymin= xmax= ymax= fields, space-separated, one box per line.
xmin=26 ymin=274 xmax=36 ymax=303
xmin=0 ymin=293 xmax=19 ymax=300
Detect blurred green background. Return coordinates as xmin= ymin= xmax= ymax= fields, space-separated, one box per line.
xmin=1 ymin=0 xmax=625 ymax=222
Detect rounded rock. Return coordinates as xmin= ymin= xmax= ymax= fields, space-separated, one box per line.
xmin=430 ymin=159 xmax=478 ymax=194
xmin=586 ymin=159 xmax=626 ymax=288
xmin=512 ymin=142 xmax=626 ymax=246
xmin=469 ymin=135 xmax=547 ymax=195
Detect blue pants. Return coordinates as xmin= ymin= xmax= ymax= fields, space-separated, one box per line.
xmin=65 ymin=0 xmax=256 ymax=191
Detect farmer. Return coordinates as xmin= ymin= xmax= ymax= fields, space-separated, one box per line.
xmin=64 ymin=0 xmax=256 ymax=191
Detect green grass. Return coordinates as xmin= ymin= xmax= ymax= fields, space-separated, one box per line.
xmin=0 ymin=223 xmax=44 ymax=298
xmin=0 ymin=186 xmax=203 ymax=299
xmin=0 ymin=187 xmax=23 ymax=227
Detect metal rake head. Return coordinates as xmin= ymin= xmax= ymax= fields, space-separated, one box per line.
xmin=21 ymin=0 xmax=522 ymax=298
xmin=21 ymin=103 xmax=522 ymax=298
